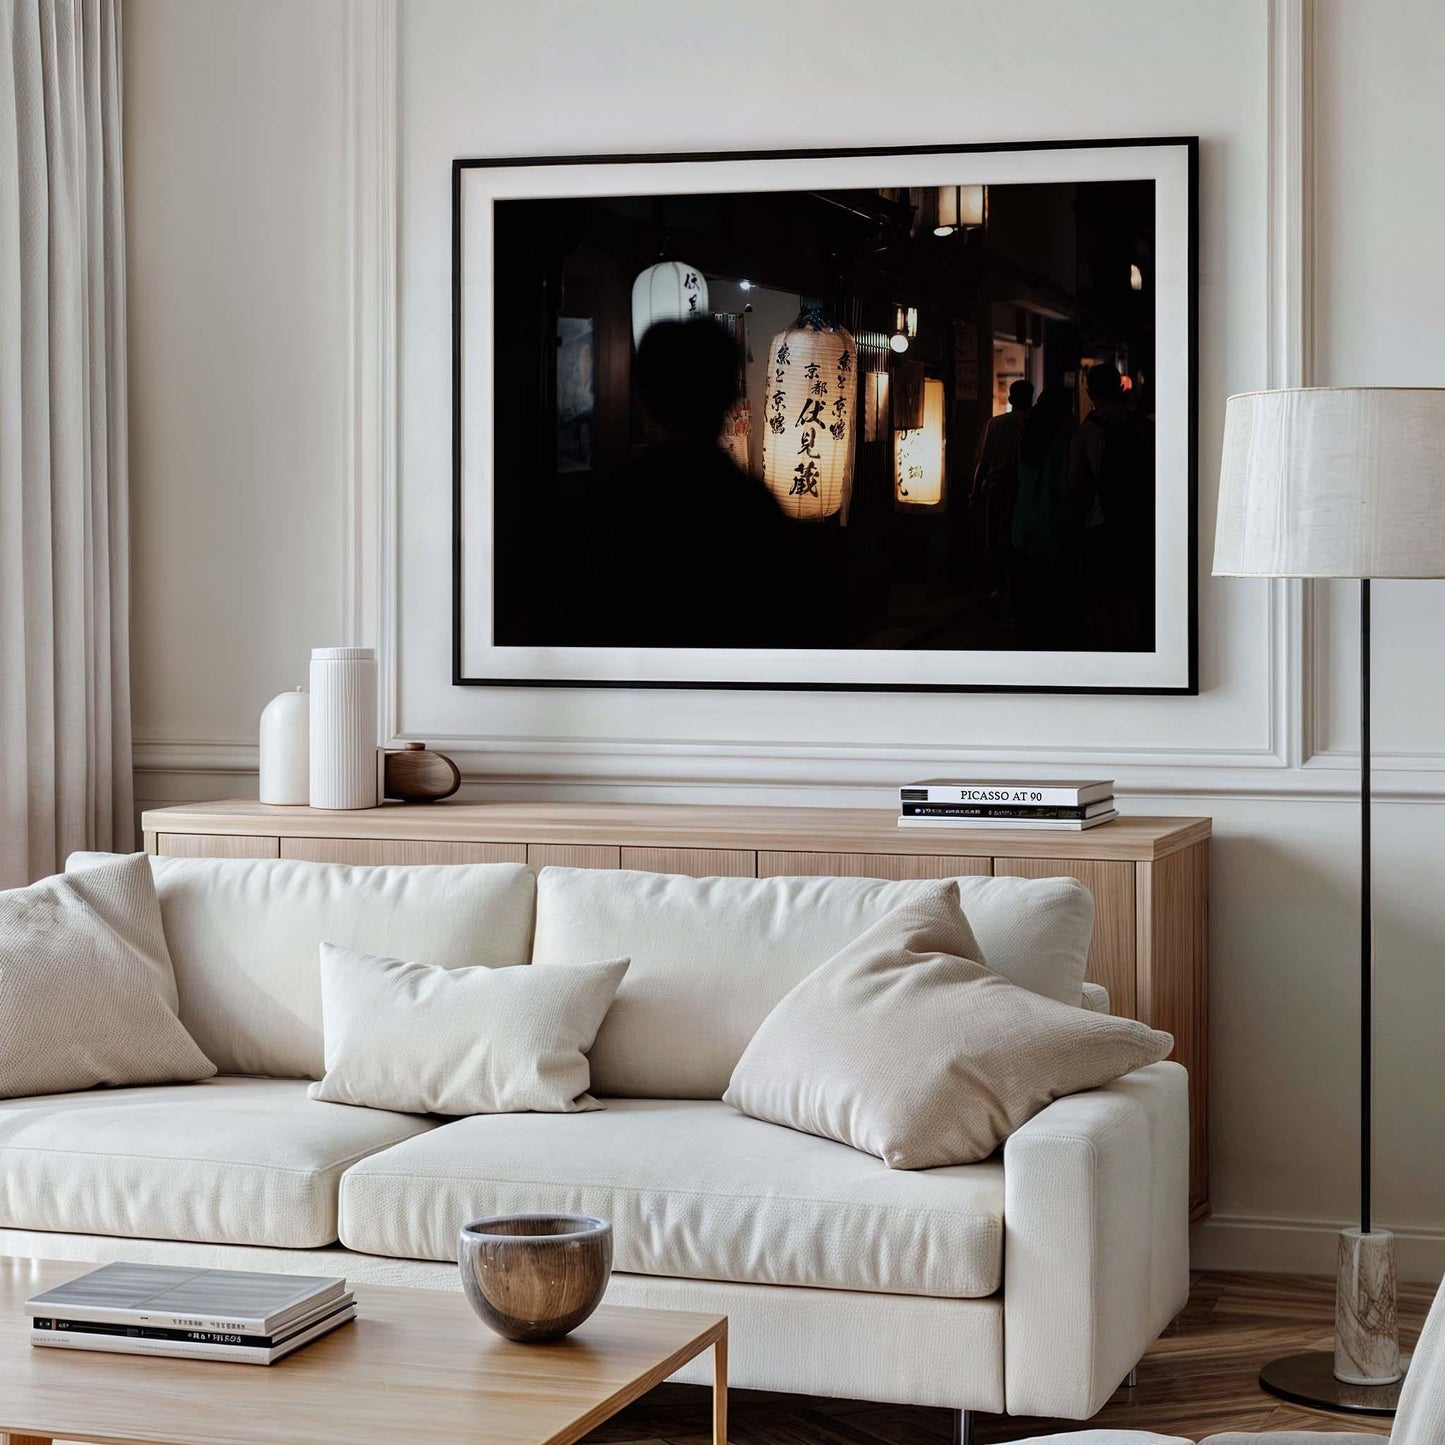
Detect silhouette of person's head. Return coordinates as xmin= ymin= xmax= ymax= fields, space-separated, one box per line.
xmin=1019 ymin=385 xmax=1075 ymax=463
xmin=635 ymin=319 xmax=740 ymax=445
xmin=1085 ymin=363 xmax=1124 ymax=405
xmin=1008 ymin=379 xmax=1035 ymax=412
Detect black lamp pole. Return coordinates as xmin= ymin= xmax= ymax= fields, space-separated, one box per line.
xmin=1360 ymin=578 xmax=1372 ymax=1238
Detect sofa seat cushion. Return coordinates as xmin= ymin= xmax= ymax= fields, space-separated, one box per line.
xmin=0 ymin=1076 xmax=437 ymax=1248
xmin=339 ymin=1098 xmax=1003 ymax=1298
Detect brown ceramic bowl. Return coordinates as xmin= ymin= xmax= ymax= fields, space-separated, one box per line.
xmin=458 ymin=1214 xmax=613 ymax=1343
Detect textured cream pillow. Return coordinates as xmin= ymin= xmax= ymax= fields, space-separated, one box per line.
xmin=723 ymin=882 xmax=1173 ymax=1169
xmin=0 ymin=854 xmax=216 ymax=1098
xmin=308 ymin=944 xmax=628 ymax=1115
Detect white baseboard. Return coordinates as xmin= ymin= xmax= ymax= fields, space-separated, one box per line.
xmin=1193 ymin=1213 xmax=1445 ymax=1282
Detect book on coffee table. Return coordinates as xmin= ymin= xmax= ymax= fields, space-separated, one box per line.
xmin=26 ymin=1261 xmax=354 ymax=1364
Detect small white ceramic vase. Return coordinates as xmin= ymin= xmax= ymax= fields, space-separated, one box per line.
xmin=258 ymin=687 xmax=310 ymax=805
xmin=308 ymin=646 xmax=378 ymax=810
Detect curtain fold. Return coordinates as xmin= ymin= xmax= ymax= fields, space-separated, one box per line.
xmin=1 ymin=0 xmax=132 ymax=888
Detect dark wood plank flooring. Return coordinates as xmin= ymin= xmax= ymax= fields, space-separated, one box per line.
xmin=584 ymin=1271 xmax=1436 ymax=1443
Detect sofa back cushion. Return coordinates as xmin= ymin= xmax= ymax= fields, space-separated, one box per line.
xmin=531 ymin=867 xmax=1094 ymax=1098
xmin=67 ymin=854 xmax=536 ymax=1080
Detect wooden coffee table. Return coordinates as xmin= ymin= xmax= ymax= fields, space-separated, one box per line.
xmin=0 ymin=1257 xmax=727 ymax=1445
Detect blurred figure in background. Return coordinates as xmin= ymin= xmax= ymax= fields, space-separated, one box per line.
xmin=1010 ymin=386 xmax=1079 ymax=648
xmin=971 ymin=378 xmax=1034 ymax=606
xmin=1069 ymin=363 xmax=1155 ymax=649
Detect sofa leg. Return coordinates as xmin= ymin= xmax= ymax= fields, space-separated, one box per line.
xmin=951 ymin=1410 xmax=974 ymax=1445
xmin=1124 ymin=1366 xmax=1139 ymax=1389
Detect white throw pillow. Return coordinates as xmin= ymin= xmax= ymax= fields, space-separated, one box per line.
xmin=67 ymin=853 xmax=537 ymax=1080
xmin=532 ymin=867 xmax=1094 ymax=1099
xmin=0 ymin=855 xmax=216 ymax=1098
xmin=308 ymin=943 xmax=628 ymax=1116
xmin=724 ymin=882 xmax=1172 ymax=1169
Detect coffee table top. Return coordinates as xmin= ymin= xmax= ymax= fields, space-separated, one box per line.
xmin=0 ymin=1257 xmax=726 ymax=1445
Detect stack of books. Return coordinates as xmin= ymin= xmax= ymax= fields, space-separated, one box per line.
xmin=898 ymin=779 xmax=1118 ymax=831
xmin=27 ymin=1262 xmax=355 ymax=1365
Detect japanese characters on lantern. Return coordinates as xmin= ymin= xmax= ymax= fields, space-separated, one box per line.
xmin=761 ymin=316 xmax=857 ymax=521
xmin=631 ymin=261 xmax=709 ymax=348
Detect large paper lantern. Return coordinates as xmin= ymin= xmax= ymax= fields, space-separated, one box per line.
xmin=761 ymin=313 xmax=857 ymax=521
xmin=631 ymin=261 xmax=709 ymax=347
xmin=895 ymin=377 xmax=945 ymax=509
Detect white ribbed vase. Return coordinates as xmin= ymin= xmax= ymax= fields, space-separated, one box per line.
xmin=308 ymin=647 xmax=378 ymax=810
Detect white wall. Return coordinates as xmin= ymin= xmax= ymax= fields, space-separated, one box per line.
xmin=125 ymin=0 xmax=350 ymax=802
xmin=125 ymin=0 xmax=1445 ymax=1277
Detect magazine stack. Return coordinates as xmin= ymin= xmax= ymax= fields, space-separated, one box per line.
xmin=898 ymin=779 xmax=1117 ymax=831
xmin=27 ymin=1262 xmax=355 ymax=1365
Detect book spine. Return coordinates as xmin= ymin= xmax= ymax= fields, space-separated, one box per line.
xmin=26 ymin=1303 xmax=272 ymax=1332
xmin=25 ymin=1291 xmax=343 ymax=1335
xmin=33 ymin=1317 xmax=274 ymax=1348
xmin=897 ymin=813 xmax=1116 ymax=831
xmin=31 ymin=1330 xmax=275 ymax=1364
xmin=902 ymin=803 xmax=1097 ymax=821
xmin=900 ymin=786 xmax=1103 ymax=806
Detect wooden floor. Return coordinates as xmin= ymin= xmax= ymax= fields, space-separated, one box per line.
xmin=585 ymin=1272 xmax=1436 ymax=1444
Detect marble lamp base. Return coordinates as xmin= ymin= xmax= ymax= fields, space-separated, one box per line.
xmin=1259 ymin=1227 xmax=1406 ymax=1416
xmin=1336 ymin=1228 xmax=1402 ymax=1386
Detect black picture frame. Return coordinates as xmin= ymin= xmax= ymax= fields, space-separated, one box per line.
xmin=453 ymin=136 xmax=1199 ymax=695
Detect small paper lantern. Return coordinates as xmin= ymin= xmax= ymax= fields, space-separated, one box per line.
xmin=631 ymin=261 xmax=709 ymax=347
xmin=935 ymin=185 xmax=988 ymax=235
xmin=721 ymin=394 xmax=752 ymax=471
xmin=863 ymin=370 xmax=890 ymax=442
xmin=761 ymin=314 xmax=857 ymax=521
xmin=895 ymin=377 xmax=945 ymax=509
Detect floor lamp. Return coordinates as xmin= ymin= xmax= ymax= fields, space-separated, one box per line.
xmin=1214 ymin=386 xmax=1445 ymax=1415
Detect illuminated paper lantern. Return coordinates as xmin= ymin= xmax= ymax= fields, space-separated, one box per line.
xmin=721 ymin=394 xmax=752 ymax=471
xmin=631 ymin=261 xmax=709 ymax=347
xmin=864 ymin=370 xmax=890 ymax=442
xmin=761 ymin=314 xmax=857 ymax=521
xmin=935 ymin=185 xmax=988 ymax=236
xmin=895 ymin=377 xmax=945 ymax=509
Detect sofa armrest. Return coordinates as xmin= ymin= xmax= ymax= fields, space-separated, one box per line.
xmin=1003 ymin=1060 xmax=1190 ymax=1419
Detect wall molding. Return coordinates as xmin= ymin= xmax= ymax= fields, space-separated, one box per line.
xmin=357 ymin=0 xmax=1312 ymax=788
xmin=132 ymin=734 xmax=1445 ymax=804
xmin=1265 ymin=0 xmax=1315 ymax=771
xmin=342 ymin=0 xmax=399 ymax=743
xmin=1193 ymin=1212 xmax=1445 ymax=1282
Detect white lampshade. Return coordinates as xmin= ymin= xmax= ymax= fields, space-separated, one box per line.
xmin=761 ymin=316 xmax=857 ymax=521
xmin=1214 ymin=388 xmax=1445 ymax=578
xmin=631 ymin=260 xmax=709 ymax=348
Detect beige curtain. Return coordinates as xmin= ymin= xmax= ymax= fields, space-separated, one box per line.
xmin=0 ymin=0 xmax=132 ymax=888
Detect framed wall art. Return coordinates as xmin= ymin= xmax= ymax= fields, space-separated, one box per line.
xmin=454 ymin=137 xmax=1197 ymax=693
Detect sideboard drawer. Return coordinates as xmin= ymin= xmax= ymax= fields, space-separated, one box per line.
xmin=155 ymin=832 xmax=279 ymax=859
xmin=758 ymin=851 xmax=991 ymax=880
xmin=993 ymin=857 xmax=1137 ymax=1015
xmin=527 ymin=844 xmax=621 ymax=870
xmin=619 ymin=847 xmax=756 ymax=877
xmin=279 ymin=838 xmax=527 ymax=866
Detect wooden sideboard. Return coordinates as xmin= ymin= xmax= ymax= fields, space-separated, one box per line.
xmin=142 ymin=799 xmax=1211 ymax=1218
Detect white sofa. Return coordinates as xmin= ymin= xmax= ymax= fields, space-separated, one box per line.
xmin=0 ymin=854 xmax=1190 ymax=1425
